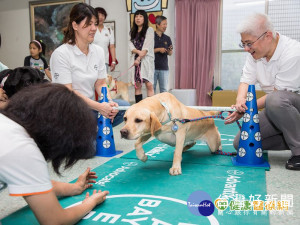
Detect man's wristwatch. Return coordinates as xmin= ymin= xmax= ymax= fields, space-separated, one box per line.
xmin=112 ymin=61 xmax=116 ymax=65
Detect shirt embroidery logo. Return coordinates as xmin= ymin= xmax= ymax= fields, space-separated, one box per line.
xmin=54 ymin=73 xmax=59 ymax=79
xmin=94 ymin=65 xmax=98 ymax=70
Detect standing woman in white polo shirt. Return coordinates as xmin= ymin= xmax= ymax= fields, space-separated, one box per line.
xmin=50 ymin=3 xmax=118 ymax=120
xmin=93 ymin=7 xmax=117 ymax=72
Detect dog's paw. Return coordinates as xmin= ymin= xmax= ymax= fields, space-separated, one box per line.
xmin=169 ymin=167 xmax=182 ymax=176
xmin=138 ymin=154 xmax=148 ymax=162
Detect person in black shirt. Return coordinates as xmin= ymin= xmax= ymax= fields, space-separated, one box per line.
xmin=154 ymin=16 xmax=173 ymax=93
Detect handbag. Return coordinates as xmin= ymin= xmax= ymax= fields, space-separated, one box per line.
xmin=108 ymin=47 xmax=119 ymax=66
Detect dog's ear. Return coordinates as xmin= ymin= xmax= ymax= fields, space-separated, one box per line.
xmin=2 ymin=67 xmax=45 ymax=98
xmin=1 ymin=69 xmax=17 ymax=97
xmin=150 ymin=112 xmax=162 ymax=136
xmin=7 ymin=67 xmax=25 ymax=86
xmin=34 ymin=68 xmax=45 ymax=80
xmin=0 ymin=69 xmax=12 ymax=83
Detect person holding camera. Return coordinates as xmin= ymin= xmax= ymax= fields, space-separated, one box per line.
xmin=154 ymin=16 xmax=173 ymax=93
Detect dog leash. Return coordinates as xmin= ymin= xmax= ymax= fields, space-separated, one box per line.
xmin=173 ymin=112 xmax=240 ymax=156
xmin=114 ymin=64 xmax=135 ymax=80
xmin=134 ymin=65 xmax=142 ymax=89
xmin=113 ymin=63 xmax=142 ymax=90
xmin=160 ymin=102 xmax=240 ymax=156
xmin=173 ymin=111 xmax=242 ymax=130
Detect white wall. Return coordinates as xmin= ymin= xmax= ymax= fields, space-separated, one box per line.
xmin=0 ymin=0 xmax=175 ymax=90
xmin=0 ymin=0 xmax=35 ymax=68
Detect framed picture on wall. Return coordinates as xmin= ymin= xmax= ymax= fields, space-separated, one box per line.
xmin=104 ymin=21 xmax=116 ymax=46
xmin=29 ymin=0 xmax=84 ymax=62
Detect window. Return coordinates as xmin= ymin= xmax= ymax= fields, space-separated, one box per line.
xmin=268 ymin=0 xmax=300 ymax=42
xmin=220 ymin=0 xmax=265 ymax=90
xmin=219 ymin=0 xmax=300 ymax=90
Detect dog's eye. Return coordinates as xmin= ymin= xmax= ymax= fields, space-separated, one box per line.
xmin=25 ymin=80 xmax=32 ymax=86
xmin=124 ymin=117 xmax=127 ymax=122
xmin=135 ymin=118 xmax=142 ymax=123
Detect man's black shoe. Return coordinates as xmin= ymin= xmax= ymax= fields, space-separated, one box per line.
xmin=286 ymin=155 xmax=300 ymax=170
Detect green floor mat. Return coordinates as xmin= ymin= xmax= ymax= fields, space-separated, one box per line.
xmin=2 ymin=158 xmax=269 ymax=225
xmin=121 ymin=119 xmax=269 ymax=169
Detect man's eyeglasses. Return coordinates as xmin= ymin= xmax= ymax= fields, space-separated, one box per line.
xmin=239 ymin=32 xmax=267 ymax=49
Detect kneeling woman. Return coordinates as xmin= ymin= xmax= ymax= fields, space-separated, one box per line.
xmin=0 ymin=83 xmax=108 ymax=224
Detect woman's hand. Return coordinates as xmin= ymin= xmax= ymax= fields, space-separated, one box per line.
xmin=234 ymin=97 xmax=247 ymax=113
xmin=138 ymin=50 xmax=147 ymax=59
xmin=0 ymin=88 xmax=8 ymax=109
xmin=72 ymin=168 xmax=97 ymax=196
xmin=82 ymin=189 xmax=109 ymax=206
xmin=98 ymin=102 xmax=119 ymax=120
xmin=134 ymin=58 xmax=141 ymax=66
xmin=225 ymin=111 xmax=244 ymax=125
xmin=108 ymin=101 xmax=119 ymax=123
xmin=110 ymin=63 xmax=116 ymax=72
xmin=0 ymin=88 xmax=8 ymax=102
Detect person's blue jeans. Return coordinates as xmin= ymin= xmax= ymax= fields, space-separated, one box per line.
xmin=154 ymin=70 xmax=169 ymax=93
xmin=112 ymin=99 xmax=130 ymax=127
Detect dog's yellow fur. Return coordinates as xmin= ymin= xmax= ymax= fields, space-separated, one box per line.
xmin=106 ymin=74 xmax=131 ymax=102
xmin=120 ymin=92 xmax=222 ymax=175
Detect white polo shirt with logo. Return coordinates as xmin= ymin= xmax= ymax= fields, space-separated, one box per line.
xmin=50 ymin=43 xmax=107 ymax=100
xmin=241 ymin=33 xmax=300 ymax=94
xmin=93 ymin=26 xmax=115 ymax=64
xmin=0 ymin=114 xmax=52 ymax=196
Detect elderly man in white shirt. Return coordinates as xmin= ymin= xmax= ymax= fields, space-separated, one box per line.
xmin=225 ymin=13 xmax=300 ymax=170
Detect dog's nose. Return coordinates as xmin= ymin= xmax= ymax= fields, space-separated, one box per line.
xmin=120 ymin=129 xmax=129 ymax=139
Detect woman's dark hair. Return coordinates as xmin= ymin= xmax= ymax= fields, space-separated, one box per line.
xmin=63 ymin=3 xmax=98 ymax=44
xmin=29 ymin=40 xmax=46 ymax=56
xmin=130 ymin=10 xmax=148 ymax=42
xmin=95 ymin=7 xmax=107 ymax=19
xmin=1 ymin=83 xmax=97 ymax=175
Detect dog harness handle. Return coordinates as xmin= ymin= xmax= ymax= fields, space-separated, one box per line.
xmin=160 ymin=101 xmax=173 ymax=125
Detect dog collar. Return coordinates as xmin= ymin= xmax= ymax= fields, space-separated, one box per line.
xmin=111 ymin=79 xmax=118 ymax=93
xmin=160 ymin=101 xmax=173 ymax=125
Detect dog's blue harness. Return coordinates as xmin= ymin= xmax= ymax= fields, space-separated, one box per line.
xmin=159 ymin=101 xmax=238 ymax=156
xmin=160 ymin=101 xmax=179 ymax=132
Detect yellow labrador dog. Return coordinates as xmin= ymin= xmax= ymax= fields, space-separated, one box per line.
xmin=106 ymin=74 xmax=131 ymax=102
xmin=120 ymin=92 xmax=222 ymax=175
